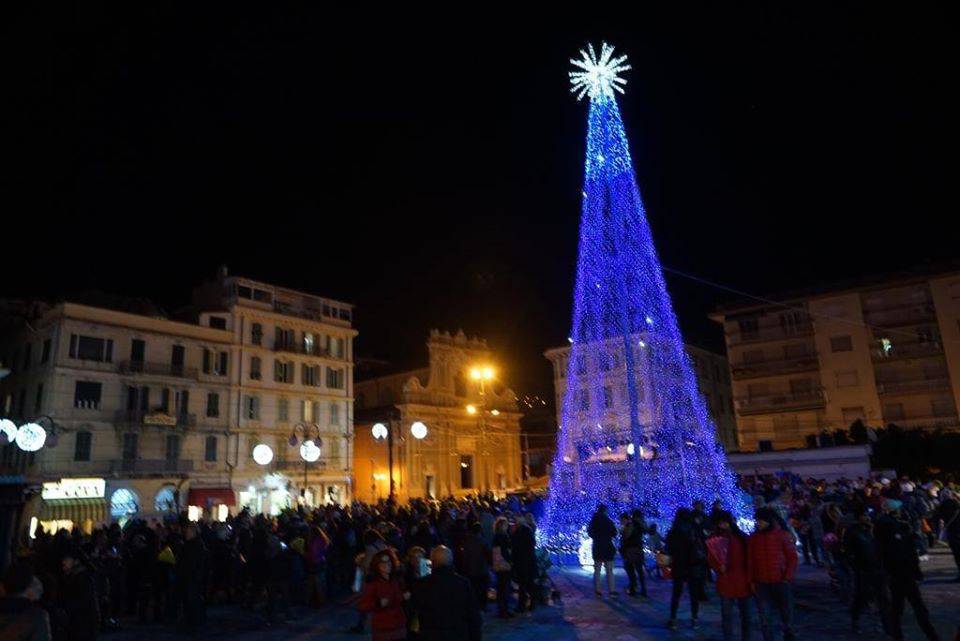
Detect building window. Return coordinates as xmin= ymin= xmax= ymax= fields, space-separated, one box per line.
xmin=41 ymin=339 xmax=51 ymax=364
xmin=165 ymin=435 xmax=180 ymax=462
xmin=842 ymin=407 xmax=865 ymax=425
xmin=275 ymin=327 xmax=294 ymax=350
xmin=74 ymin=381 xmax=102 ymax=409
xmin=275 ymin=360 xmax=293 ymax=383
xmin=302 ymin=399 xmax=313 ymax=422
xmin=250 ymin=356 xmax=262 ymax=380
xmin=204 ymin=435 xmax=218 ymax=462
xmin=122 ymin=433 xmax=139 ymax=460
xmin=303 ymin=332 xmax=315 ymax=354
xmin=303 ymin=364 xmax=320 ymax=386
xmin=330 ymin=402 xmax=340 ymax=426
xmin=206 ymin=393 xmax=220 ymax=418
xmin=460 ymin=455 xmax=474 ymax=489
xmin=245 ymin=396 xmax=260 ymax=420
xmin=74 ymin=431 xmax=92 ymax=462
xmin=602 ymin=386 xmax=613 ymax=409
xmin=251 ymin=323 xmax=263 ymax=346
xmin=836 ymin=370 xmax=859 ymax=388
xmin=34 ymin=383 xmax=43 ymax=413
xmin=830 ymin=335 xmax=853 ymax=352
xmin=216 ymin=351 xmax=228 ymax=376
xmin=208 ymin=316 xmax=227 ymax=329
xmin=69 ymin=335 xmax=114 ymax=362
xmin=278 ymin=397 xmax=289 ymax=422
xmin=326 ymin=367 xmax=345 ymax=389
xmin=155 ymin=486 xmax=176 ymax=512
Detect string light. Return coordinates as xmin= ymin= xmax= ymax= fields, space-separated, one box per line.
xmin=542 ymin=43 xmax=748 ymax=548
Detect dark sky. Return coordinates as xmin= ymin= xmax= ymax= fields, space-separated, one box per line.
xmin=3 ymin=5 xmax=957 ymax=397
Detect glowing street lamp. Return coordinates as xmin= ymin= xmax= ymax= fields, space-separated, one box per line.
xmin=466 ymin=404 xmax=477 ymax=415
xmin=410 ymin=421 xmax=428 ymax=440
xmin=299 ymin=439 xmax=321 ymax=463
xmin=371 ymin=423 xmax=388 ymax=440
xmin=15 ymin=422 xmax=46 ymax=452
xmin=252 ymin=443 xmax=274 ymax=465
xmin=0 ymin=418 xmax=17 ymax=444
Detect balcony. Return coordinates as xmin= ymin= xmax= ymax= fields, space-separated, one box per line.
xmin=875 ymin=377 xmax=951 ymax=396
xmin=271 ymin=459 xmax=329 ymax=471
xmin=884 ymin=412 xmax=960 ymax=431
xmin=870 ymin=341 xmax=943 ymax=361
xmin=115 ymin=410 xmax=197 ymax=428
xmin=118 ymin=360 xmax=198 ymax=379
xmin=727 ymin=324 xmax=814 ymax=346
xmin=731 ymin=354 xmax=819 ymax=380
xmin=110 ymin=459 xmax=194 ymax=475
xmin=862 ymin=303 xmax=936 ymax=328
xmin=735 ymin=389 xmax=825 ymax=415
xmin=273 ymin=342 xmax=332 ymax=357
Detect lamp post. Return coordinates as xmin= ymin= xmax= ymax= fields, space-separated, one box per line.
xmin=467 ymin=365 xmax=497 ymax=488
xmin=371 ymin=422 xmax=395 ymax=499
xmin=289 ymin=422 xmax=322 ymax=505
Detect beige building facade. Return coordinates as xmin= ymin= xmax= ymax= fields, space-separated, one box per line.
xmin=353 ymin=330 xmax=523 ymax=503
xmin=711 ymin=269 xmax=960 ymax=451
xmin=0 ymin=273 xmax=355 ymax=532
xmin=544 ymin=341 xmax=738 ymax=453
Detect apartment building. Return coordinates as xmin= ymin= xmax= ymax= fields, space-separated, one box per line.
xmin=353 ymin=330 xmax=524 ymax=502
xmin=544 ymin=341 xmax=738 ymax=452
xmin=710 ymin=268 xmax=960 ymax=451
xmin=0 ymin=273 xmax=356 ymax=532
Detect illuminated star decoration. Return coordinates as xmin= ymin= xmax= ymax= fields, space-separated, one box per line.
xmin=569 ymin=42 xmax=631 ymax=102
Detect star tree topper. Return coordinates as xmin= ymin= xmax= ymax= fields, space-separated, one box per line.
xmin=569 ymin=42 xmax=631 ymax=101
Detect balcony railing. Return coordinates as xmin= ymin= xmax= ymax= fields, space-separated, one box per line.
xmin=115 ymin=410 xmax=197 ymax=428
xmin=727 ymin=324 xmax=814 ymax=346
xmin=273 ymin=342 xmax=333 ymax=357
xmin=118 ymin=360 xmax=198 ymax=379
xmin=731 ymin=354 xmax=819 ymax=380
xmin=871 ymin=341 xmax=943 ymax=361
xmin=883 ymin=413 xmax=959 ymax=430
xmin=875 ymin=377 xmax=951 ymax=395
xmin=110 ymin=459 xmax=194 ymax=475
xmin=271 ymin=459 xmax=330 ymax=471
xmin=735 ymin=389 xmax=825 ymax=415
xmin=863 ymin=304 xmax=936 ymax=328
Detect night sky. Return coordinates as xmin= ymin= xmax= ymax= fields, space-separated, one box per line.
xmin=3 ymin=6 xmax=957 ymax=397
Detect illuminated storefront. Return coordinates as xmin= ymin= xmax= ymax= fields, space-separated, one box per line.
xmin=38 ymin=478 xmax=108 ymax=534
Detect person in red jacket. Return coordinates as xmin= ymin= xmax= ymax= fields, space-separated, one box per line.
xmin=708 ymin=511 xmax=752 ymax=641
xmin=748 ymin=508 xmax=798 ymax=641
xmin=357 ymin=549 xmax=407 ymax=641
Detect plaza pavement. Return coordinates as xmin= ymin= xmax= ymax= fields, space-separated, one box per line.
xmin=111 ymin=547 xmax=960 ymax=641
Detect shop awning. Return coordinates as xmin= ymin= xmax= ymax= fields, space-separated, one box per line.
xmin=39 ymin=498 xmax=107 ymax=525
xmin=187 ymin=487 xmax=236 ymax=507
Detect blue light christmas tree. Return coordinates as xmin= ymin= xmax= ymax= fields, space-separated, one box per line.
xmin=541 ymin=43 xmax=747 ymax=545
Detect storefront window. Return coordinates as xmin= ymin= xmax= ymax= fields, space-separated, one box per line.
xmin=154 ymin=486 xmax=177 ymax=513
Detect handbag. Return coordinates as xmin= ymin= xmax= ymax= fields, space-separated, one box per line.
xmin=492 ymin=545 xmax=512 ymax=572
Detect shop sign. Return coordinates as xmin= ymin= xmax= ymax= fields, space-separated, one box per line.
xmin=42 ymin=478 xmax=106 ymax=500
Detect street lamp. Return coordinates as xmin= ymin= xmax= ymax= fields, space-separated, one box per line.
xmin=289 ymin=422 xmax=323 ymax=504
xmin=371 ymin=422 xmax=396 ymax=499
xmin=252 ymin=443 xmax=274 ymax=465
xmin=410 ymin=421 xmax=428 ymax=440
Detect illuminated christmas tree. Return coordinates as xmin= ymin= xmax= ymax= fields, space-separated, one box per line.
xmin=541 ymin=43 xmax=747 ymax=545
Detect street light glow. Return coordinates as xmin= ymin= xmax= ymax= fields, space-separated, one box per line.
xmin=15 ymin=422 xmax=45 ymax=452
xmin=466 ymin=404 xmax=477 ymax=415
xmin=410 ymin=421 xmax=428 ymax=440
xmin=0 ymin=418 xmax=17 ymax=444
xmin=371 ymin=423 xmax=388 ymax=440
xmin=252 ymin=443 xmax=274 ymax=465
xmin=299 ymin=439 xmax=321 ymax=462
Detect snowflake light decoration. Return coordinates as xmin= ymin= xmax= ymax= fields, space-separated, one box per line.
xmin=569 ymin=42 xmax=631 ymax=101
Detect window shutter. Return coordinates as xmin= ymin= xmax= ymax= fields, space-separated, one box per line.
xmin=202 ymin=349 xmax=211 ymax=374
xmin=140 ymin=387 xmax=150 ymax=411
xmin=313 ymin=401 xmax=321 ymax=424
xmin=105 ymin=339 xmax=114 ymax=363
xmin=69 ymin=334 xmax=77 ymax=358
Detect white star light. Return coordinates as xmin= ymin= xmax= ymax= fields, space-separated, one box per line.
xmin=569 ymin=42 xmax=630 ymax=101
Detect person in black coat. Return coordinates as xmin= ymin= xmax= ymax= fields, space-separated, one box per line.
xmin=509 ymin=519 xmax=537 ymax=612
xmin=175 ymin=524 xmax=208 ymax=630
xmin=456 ymin=523 xmax=491 ymax=612
xmin=875 ymin=501 xmax=941 ymax=641
xmin=59 ymin=551 xmax=99 ymax=641
xmin=665 ymin=508 xmax=707 ymax=631
xmin=588 ymin=504 xmax=618 ymax=596
xmin=844 ymin=513 xmax=892 ymax=636
xmin=619 ymin=511 xmax=648 ymax=597
xmin=491 ymin=518 xmax=513 ymax=618
xmin=411 ymin=546 xmax=482 ymax=641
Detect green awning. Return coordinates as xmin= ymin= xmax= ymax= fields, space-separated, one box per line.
xmin=40 ymin=497 xmax=108 ymax=525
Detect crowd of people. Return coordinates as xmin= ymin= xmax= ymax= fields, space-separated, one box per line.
xmin=0 ymin=476 xmax=958 ymax=641
xmin=583 ymin=474 xmax=959 ymax=641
